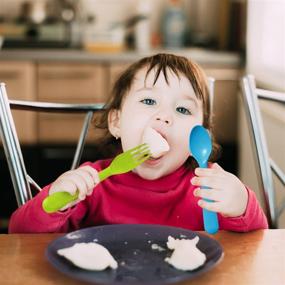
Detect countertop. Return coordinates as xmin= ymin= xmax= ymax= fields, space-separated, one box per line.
xmin=0 ymin=48 xmax=242 ymax=67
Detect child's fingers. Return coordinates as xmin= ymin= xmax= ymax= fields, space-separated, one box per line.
xmin=211 ymin=163 xmax=224 ymax=170
xmin=79 ymin=166 xmax=100 ymax=184
xmin=65 ymin=173 xmax=88 ymax=200
xmin=60 ymin=170 xmax=75 ymax=178
xmin=49 ymin=166 xmax=100 ymax=202
xmin=194 ymin=166 xmax=225 ymax=177
xmin=191 ymin=176 xmax=224 ymax=189
xmin=197 ymin=199 xmax=221 ymax=213
xmin=194 ymin=188 xmax=221 ymax=202
xmin=76 ymin=169 xmax=94 ymax=190
xmin=194 ymin=168 xmax=219 ymax=176
xmin=56 ymin=179 xmax=77 ymax=195
xmin=78 ymin=167 xmax=100 ymax=195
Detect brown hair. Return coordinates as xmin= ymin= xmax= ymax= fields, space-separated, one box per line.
xmin=93 ymin=53 xmax=220 ymax=168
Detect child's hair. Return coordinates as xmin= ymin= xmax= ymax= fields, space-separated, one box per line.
xmin=94 ymin=53 xmax=220 ymax=168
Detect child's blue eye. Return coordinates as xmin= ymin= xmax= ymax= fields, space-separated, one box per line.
xmin=140 ymin=98 xmax=156 ymax=105
xmin=176 ymin=107 xmax=191 ymax=115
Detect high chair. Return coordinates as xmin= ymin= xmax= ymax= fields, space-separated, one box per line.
xmin=0 ymin=82 xmax=104 ymax=207
xmin=0 ymin=77 xmax=215 ymax=209
xmin=240 ymin=75 xmax=285 ymax=228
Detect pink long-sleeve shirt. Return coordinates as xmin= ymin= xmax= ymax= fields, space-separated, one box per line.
xmin=9 ymin=159 xmax=268 ymax=233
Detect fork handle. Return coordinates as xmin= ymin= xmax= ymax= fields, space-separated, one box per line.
xmin=42 ymin=191 xmax=79 ymax=213
xmin=42 ymin=167 xmax=111 ymax=213
xmin=98 ymin=167 xmax=111 ymax=182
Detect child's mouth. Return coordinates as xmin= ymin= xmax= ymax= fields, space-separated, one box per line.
xmin=149 ymin=155 xmax=163 ymax=160
xmin=145 ymin=155 xmax=164 ymax=165
xmin=141 ymin=127 xmax=170 ymax=162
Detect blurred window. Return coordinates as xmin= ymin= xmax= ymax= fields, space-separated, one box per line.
xmin=247 ymin=0 xmax=285 ymax=91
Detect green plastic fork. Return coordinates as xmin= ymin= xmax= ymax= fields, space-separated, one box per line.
xmin=42 ymin=143 xmax=150 ymax=213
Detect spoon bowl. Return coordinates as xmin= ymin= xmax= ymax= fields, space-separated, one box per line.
xmin=189 ymin=125 xmax=212 ymax=167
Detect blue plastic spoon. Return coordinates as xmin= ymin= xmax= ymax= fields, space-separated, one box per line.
xmin=189 ymin=125 xmax=219 ymax=234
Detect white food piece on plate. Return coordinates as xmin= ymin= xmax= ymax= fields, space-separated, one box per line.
xmin=57 ymin=242 xmax=118 ymax=271
xmin=142 ymin=127 xmax=170 ymax=158
xmin=165 ymin=236 xmax=206 ymax=271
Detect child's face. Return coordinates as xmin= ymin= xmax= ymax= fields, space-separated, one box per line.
xmin=108 ymin=67 xmax=203 ymax=180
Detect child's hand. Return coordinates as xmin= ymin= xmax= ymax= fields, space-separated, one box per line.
xmin=49 ymin=166 xmax=100 ymax=210
xmin=192 ymin=163 xmax=248 ymax=217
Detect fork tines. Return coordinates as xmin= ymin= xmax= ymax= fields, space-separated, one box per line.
xmin=132 ymin=143 xmax=150 ymax=155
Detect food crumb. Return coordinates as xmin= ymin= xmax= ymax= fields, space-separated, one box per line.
xmin=151 ymin=243 xmax=166 ymax=252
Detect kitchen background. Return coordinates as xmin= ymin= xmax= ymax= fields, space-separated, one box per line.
xmin=3 ymin=0 xmax=284 ymax=232
xmin=0 ymin=0 xmax=245 ymax=51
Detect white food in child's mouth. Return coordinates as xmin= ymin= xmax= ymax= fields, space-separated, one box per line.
xmin=57 ymin=242 xmax=118 ymax=271
xmin=165 ymin=236 xmax=206 ymax=271
xmin=142 ymin=127 xmax=170 ymax=158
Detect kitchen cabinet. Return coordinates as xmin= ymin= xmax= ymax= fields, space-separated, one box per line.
xmin=37 ymin=63 xmax=108 ymax=143
xmin=204 ymin=68 xmax=242 ymax=143
xmin=38 ymin=63 xmax=107 ymax=103
xmin=107 ymin=62 xmax=132 ymax=92
xmin=0 ymin=61 xmax=109 ymax=144
xmin=0 ymin=60 xmax=242 ymax=145
xmin=0 ymin=61 xmax=37 ymax=144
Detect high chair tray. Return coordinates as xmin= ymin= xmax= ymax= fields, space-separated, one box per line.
xmin=46 ymin=224 xmax=223 ymax=284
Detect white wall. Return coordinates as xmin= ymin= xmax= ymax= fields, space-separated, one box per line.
xmin=246 ymin=0 xmax=285 ymax=91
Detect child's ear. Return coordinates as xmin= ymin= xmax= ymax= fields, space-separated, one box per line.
xmin=108 ymin=109 xmax=121 ymax=139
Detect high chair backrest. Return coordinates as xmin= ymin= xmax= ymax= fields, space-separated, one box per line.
xmin=0 ymin=82 xmax=104 ymax=207
xmin=0 ymin=77 xmax=215 ymax=208
xmin=240 ymin=75 xmax=285 ymax=228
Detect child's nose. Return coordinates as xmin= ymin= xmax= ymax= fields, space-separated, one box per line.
xmin=155 ymin=113 xmax=172 ymax=125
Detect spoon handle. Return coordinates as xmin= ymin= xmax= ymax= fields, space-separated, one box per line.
xmin=200 ymin=162 xmax=219 ymax=234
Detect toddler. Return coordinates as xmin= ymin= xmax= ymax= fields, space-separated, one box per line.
xmin=9 ymin=53 xmax=268 ymax=233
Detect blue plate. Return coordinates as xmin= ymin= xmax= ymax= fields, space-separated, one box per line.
xmin=46 ymin=224 xmax=223 ymax=284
